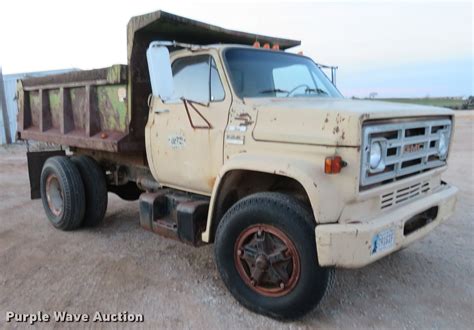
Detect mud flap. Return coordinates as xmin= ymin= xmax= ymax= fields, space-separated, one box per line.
xmin=27 ymin=150 xmax=65 ymax=199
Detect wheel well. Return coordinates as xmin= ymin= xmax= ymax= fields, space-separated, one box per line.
xmin=209 ymin=170 xmax=312 ymax=242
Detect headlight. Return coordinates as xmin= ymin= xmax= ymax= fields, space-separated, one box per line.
xmin=438 ymin=131 xmax=449 ymax=159
xmin=369 ymin=141 xmax=384 ymax=171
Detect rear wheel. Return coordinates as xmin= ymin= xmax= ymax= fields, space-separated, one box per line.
xmin=40 ymin=156 xmax=85 ymax=230
xmin=215 ymin=192 xmax=331 ymax=320
xmin=71 ymin=155 xmax=108 ymax=227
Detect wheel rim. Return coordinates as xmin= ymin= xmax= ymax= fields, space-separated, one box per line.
xmin=234 ymin=224 xmax=301 ymax=297
xmin=45 ymin=174 xmax=63 ymax=217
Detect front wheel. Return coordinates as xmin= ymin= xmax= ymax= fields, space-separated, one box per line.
xmin=214 ymin=192 xmax=332 ymax=320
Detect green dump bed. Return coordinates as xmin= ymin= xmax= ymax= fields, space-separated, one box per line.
xmin=17 ymin=65 xmax=139 ymax=152
xmin=17 ymin=10 xmax=300 ymax=153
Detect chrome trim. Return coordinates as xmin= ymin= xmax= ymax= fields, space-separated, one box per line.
xmin=361 ymin=118 xmax=452 ymax=186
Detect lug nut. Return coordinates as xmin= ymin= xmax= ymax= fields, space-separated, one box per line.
xmin=251 ymin=280 xmax=256 ymax=286
xmin=280 ymin=282 xmax=285 ymax=289
xmin=237 ymin=249 xmax=242 ymax=256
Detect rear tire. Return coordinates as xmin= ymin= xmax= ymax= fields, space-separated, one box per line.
xmin=214 ymin=192 xmax=331 ymax=320
xmin=71 ymin=155 xmax=108 ymax=227
xmin=40 ymin=156 xmax=85 ymax=230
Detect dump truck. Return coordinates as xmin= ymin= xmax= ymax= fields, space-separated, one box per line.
xmin=17 ymin=10 xmax=458 ymax=319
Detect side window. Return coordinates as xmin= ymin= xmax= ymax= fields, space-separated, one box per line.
xmin=210 ymin=59 xmax=225 ymax=101
xmin=171 ymin=55 xmax=225 ymax=103
xmin=172 ymin=55 xmax=209 ymax=103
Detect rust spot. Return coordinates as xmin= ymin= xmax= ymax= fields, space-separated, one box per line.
xmin=324 ymin=114 xmax=329 ymax=123
xmin=341 ymin=131 xmax=345 ymax=140
xmin=322 ymin=113 xmax=330 ymax=130
xmin=235 ymin=112 xmax=254 ymax=126
xmin=336 ymin=113 xmax=345 ymax=124
xmin=208 ymin=177 xmax=216 ymax=189
xmin=100 ymin=132 xmax=108 ymax=139
xmin=333 ymin=126 xmax=340 ymax=134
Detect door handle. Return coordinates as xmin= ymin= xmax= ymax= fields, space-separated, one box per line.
xmin=154 ymin=108 xmax=170 ymax=114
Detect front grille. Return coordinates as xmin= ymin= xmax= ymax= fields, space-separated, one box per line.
xmin=361 ymin=118 xmax=451 ymax=187
xmin=380 ymin=181 xmax=430 ymax=210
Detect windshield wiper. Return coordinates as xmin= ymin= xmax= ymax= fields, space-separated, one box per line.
xmin=258 ymin=88 xmax=289 ymax=95
xmin=305 ymin=87 xmax=328 ymax=95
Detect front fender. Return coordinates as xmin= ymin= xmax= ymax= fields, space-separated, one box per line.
xmin=201 ymin=152 xmax=348 ymax=242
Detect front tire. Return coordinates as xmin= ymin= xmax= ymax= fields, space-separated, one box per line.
xmin=214 ymin=192 xmax=331 ymax=320
xmin=40 ymin=156 xmax=85 ymax=230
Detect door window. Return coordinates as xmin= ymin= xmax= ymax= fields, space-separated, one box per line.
xmin=171 ymin=55 xmax=225 ymax=103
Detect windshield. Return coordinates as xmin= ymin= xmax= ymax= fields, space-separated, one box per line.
xmin=224 ymin=48 xmax=342 ymax=99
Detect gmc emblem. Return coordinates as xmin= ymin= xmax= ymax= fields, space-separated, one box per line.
xmin=404 ymin=143 xmax=423 ymax=153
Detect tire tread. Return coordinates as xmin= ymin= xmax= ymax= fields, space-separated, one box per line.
xmin=40 ymin=156 xmax=85 ymax=230
xmin=71 ymin=155 xmax=107 ymax=227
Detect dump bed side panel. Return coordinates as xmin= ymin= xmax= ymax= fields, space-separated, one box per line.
xmin=17 ymin=65 xmax=143 ymax=152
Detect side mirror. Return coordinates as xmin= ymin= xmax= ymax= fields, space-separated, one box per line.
xmin=146 ymin=42 xmax=174 ymax=101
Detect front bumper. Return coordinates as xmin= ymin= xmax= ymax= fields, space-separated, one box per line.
xmin=315 ymin=183 xmax=458 ymax=268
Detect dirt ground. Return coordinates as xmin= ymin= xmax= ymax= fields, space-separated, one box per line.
xmin=1 ymin=112 xmax=473 ymax=329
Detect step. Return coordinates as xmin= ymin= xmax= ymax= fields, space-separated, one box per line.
xmin=139 ymin=190 xmax=209 ymax=245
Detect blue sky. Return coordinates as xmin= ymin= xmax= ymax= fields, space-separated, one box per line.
xmin=338 ymin=57 xmax=473 ymax=98
xmin=0 ymin=0 xmax=472 ymax=98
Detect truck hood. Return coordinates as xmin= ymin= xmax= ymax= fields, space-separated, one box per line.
xmin=248 ymin=97 xmax=454 ymax=147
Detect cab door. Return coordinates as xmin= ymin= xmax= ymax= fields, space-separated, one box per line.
xmin=147 ymin=52 xmax=231 ymax=195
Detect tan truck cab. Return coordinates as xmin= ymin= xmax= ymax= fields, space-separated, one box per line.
xmin=17 ymin=10 xmax=457 ymax=320
xmin=146 ymin=42 xmax=457 ymax=265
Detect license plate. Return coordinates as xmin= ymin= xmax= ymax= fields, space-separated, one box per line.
xmin=371 ymin=229 xmax=395 ymax=255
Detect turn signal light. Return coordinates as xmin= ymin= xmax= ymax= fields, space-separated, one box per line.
xmin=325 ymin=156 xmax=346 ymax=174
